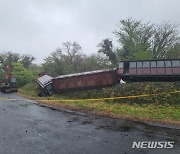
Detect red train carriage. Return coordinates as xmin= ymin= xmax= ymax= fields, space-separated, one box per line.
xmin=118 ymin=59 xmax=180 ymax=81
xmin=52 ymin=69 xmax=118 ymax=92
xmin=37 ymin=59 xmax=180 ymax=96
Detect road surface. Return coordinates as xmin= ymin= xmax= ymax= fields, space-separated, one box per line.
xmin=0 ymin=92 xmax=179 ymax=154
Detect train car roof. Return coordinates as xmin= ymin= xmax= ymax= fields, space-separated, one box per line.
xmin=119 ymin=58 xmax=180 ymax=63
xmin=37 ymin=75 xmax=53 ymax=88
xmin=54 ymin=69 xmax=115 ymax=80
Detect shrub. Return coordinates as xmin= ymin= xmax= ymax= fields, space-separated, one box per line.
xmin=12 ymin=63 xmax=34 ymax=87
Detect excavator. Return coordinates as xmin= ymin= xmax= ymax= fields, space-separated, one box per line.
xmin=0 ymin=65 xmax=18 ymax=93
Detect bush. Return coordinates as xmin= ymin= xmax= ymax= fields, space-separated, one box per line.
xmin=12 ymin=63 xmax=34 ymax=87
xmin=57 ymin=82 xmax=180 ymax=105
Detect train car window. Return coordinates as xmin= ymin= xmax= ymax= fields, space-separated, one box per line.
xmin=119 ymin=62 xmax=124 ymax=68
xmin=165 ymin=61 xmax=172 ymax=67
xmin=124 ymin=62 xmax=130 ymax=74
xmin=157 ymin=61 xmax=165 ymax=67
xmin=130 ymin=62 xmax=136 ymax=68
xmin=137 ymin=62 xmax=142 ymax=68
xmin=172 ymin=60 xmax=180 ymax=67
xmin=143 ymin=61 xmax=150 ymax=68
xmin=151 ymin=61 xmax=156 ymax=67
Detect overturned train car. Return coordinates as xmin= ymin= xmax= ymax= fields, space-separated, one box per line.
xmin=52 ymin=69 xmax=118 ymax=93
xmin=37 ymin=69 xmax=118 ymax=95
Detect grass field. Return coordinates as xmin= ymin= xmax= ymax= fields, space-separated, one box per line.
xmin=18 ymin=82 xmax=180 ymax=124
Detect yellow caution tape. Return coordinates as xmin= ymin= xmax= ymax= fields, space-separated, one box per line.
xmin=37 ymin=90 xmax=180 ymax=102
xmin=0 ymin=91 xmax=179 ymax=102
xmin=0 ymin=98 xmax=18 ymax=101
xmin=0 ymin=98 xmax=9 ymax=100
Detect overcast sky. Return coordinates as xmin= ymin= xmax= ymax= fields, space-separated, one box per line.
xmin=0 ymin=0 xmax=180 ymax=64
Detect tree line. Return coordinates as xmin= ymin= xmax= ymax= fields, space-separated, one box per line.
xmin=0 ymin=18 xmax=180 ymax=87
xmin=99 ymin=18 xmax=180 ymax=65
xmin=0 ymin=52 xmax=37 ymax=86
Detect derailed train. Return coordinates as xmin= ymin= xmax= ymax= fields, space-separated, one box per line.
xmin=37 ymin=59 xmax=180 ymax=96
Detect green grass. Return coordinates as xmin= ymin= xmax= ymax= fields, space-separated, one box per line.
xmin=18 ymin=82 xmax=180 ymax=123
xmin=52 ymin=100 xmax=180 ymax=121
xmin=18 ymin=82 xmax=40 ymax=97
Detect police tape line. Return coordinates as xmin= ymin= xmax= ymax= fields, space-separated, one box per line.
xmin=0 ymin=91 xmax=179 ymax=102
xmin=36 ymin=90 xmax=180 ymax=102
xmin=0 ymin=98 xmax=18 ymax=101
xmin=0 ymin=98 xmax=9 ymax=100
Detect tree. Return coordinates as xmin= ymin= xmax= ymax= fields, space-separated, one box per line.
xmin=82 ymin=54 xmax=111 ymax=71
xmin=0 ymin=68 xmax=5 ymax=81
xmin=43 ymin=50 xmax=65 ymax=76
xmin=0 ymin=52 xmax=35 ymax=69
xmin=114 ymin=18 xmax=154 ymax=60
xmin=166 ymin=43 xmax=180 ymax=58
xmin=98 ymin=38 xmax=117 ymax=65
xmin=20 ymin=54 xmax=35 ymax=68
xmin=61 ymin=41 xmax=83 ymax=73
xmin=0 ymin=51 xmax=20 ymax=68
xmin=114 ymin=18 xmax=180 ymax=60
xmin=0 ymin=52 xmax=37 ymax=86
xmin=43 ymin=41 xmax=85 ymax=75
xmin=42 ymin=41 xmax=112 ymax=76
xmin=12 ymin=63 xmax=34 ymax=87
xmin=152 ymin=23 xmax=180 ymax=59
xmin=30 ymin=64 xmax=43 ymax=76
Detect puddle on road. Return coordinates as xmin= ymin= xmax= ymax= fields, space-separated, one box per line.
xmin=64 ymin=111 xmax=180 ymax=136
xmin=96 ymin=123 xmax=131 ymax=132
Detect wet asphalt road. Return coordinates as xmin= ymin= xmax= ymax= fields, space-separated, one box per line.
xmin=0 ymin=92 xmax=179 ymax=154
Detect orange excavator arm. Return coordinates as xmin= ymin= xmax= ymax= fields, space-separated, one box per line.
xmin=5 ymin=65 xmax=11 ymax=80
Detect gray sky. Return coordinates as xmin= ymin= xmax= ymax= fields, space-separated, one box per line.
xmin=0 ymin=0 xmax=180 ymax=64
